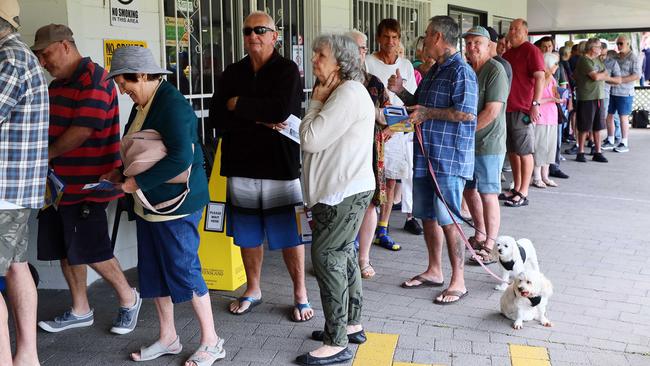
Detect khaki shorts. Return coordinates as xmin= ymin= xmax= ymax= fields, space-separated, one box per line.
xmin=506 ymin=111 xmax=535 ymax=155
xmin=0 ymin=209 xmax=31 ymax=276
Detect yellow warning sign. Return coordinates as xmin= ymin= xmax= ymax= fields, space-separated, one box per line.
xmin=197 ymin=142 xmax=246 ymax=291
xmin=103 ymin=39 xmax=147 ymax=70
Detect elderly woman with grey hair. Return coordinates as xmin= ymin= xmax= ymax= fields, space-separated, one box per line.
xmin=296 ymin=33 xmax=375 ymax=366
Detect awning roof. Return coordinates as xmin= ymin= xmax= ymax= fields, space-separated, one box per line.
xmin=527 ymin=0 xmax=650 ymax=33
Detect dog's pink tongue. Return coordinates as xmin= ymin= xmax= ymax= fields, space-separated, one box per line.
xmin=520 ymin=291 xmax=529 ymax=297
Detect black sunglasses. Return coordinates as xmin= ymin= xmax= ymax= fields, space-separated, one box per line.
xmin=243 ymin=26 xmax=275 ymax=36
xmin=616 ymin=42 xmax=625 ymax=45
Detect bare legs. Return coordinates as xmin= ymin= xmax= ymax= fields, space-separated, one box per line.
xmin=131 ymin=293 xmax=220 ymax=364
xmin=358 ymin=204 xmax=377 ymax=277
xmin=508 ymin=152 xmax=533 ymax=200
xmin=61 ymin=257 xmax=135 ymax=315
xmin=229 ymin=245 xmax=311 ymax=320
xmin=5 ymin=262 xmax=40 ymax=366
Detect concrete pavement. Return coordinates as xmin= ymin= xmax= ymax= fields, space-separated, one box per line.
xmin=17 ymin=128 xmax=650 ymax=365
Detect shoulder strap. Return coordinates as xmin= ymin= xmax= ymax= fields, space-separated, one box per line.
xmin=135 ymin=145 xmax=194 ymax=215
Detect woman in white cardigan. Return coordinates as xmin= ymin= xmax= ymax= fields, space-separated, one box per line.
xmin=296 ymin=34 xmax=375 ymax=366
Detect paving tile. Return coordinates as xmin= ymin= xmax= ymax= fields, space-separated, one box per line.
xmin=27 ymin=131 xmax=650 ymax=366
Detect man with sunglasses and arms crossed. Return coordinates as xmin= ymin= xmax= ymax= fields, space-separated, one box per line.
xmin=209 ymin=11 xmax=313 ymax=322
xmin=603 ymin=35 xmax=642 ymax=153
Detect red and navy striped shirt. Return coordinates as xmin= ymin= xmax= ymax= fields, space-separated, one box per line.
xmin=49 ymin=57 xmax=122 ymax=205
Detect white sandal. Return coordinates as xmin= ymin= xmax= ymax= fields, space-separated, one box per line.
xmin=543 ymin=179 xmax=558 ymax=187
xmin=133 ymin=336 xmax=182 ymax=362
xmin=185 ymin=337 xmax=226 ymax=366
xmin=531 ymin=179 xmax=547 ymax=188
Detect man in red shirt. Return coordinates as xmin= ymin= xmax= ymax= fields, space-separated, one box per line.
xmin=501 ymin=19 xmax=545 ymax=207
xmin=31 ymin=24 xmax=141 ymax=335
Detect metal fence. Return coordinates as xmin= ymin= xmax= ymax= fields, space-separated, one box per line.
xmin=351 ymin=0 xmax=431 ymax=60
xmin=633 ymin=87 xmax=650 ymax=110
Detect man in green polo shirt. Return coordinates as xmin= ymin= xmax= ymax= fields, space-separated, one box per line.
xmin=462 ymin=26 xmax=509 ymax=264
xmin=574 ymin=37 xmax=611 ymax=163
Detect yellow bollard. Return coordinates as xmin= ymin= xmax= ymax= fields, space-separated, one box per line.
xmin=197 ymin=141 xmax=246 ymax=291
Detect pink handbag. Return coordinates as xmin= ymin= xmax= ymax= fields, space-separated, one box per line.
xmin=120 ymin=129 xmax=192 ymax=214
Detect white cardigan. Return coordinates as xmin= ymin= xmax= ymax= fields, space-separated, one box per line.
xmin=300 ymin=80 xmax=376 ymax=208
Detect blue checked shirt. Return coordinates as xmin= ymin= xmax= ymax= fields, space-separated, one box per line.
xmin=0 ymin=33 xmax=49 ymax=209
xmin=414 ymin=52 xmax=477 ymax=180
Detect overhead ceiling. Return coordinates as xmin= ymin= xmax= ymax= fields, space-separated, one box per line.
xmin=527 ymin=0 xmax=650 ymax=33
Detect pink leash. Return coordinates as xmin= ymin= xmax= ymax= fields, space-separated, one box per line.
xmin=414 ymin=124 xmax=507 ymax=283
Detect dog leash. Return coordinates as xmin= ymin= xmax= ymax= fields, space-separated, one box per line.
xmin=414 ymin=124 xmax=507 ymax=283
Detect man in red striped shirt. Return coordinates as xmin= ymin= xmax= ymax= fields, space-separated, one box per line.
xmin=32 ymin=24 xmax=141 ymax=335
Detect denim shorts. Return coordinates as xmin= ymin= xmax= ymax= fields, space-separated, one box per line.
xmin=136 ymin=210 xmax=208 ymax=304
xmin=608 ymin=95 xmax=633 ymax=116
xmin=413 ymin=175 xmax=464 ymax=226
xmin=465 ymin=154 xmax=505 ymax=194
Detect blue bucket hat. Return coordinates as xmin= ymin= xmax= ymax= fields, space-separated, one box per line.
xmin=105 ymin=46 xmax=171 ymax=80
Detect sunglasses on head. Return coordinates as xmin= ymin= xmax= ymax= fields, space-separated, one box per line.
xmin=243 ymin=26 xmax=275 ymax=36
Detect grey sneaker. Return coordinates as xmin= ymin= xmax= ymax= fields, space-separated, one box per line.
xmin=613 ymin=143 xmax=629 ymax=153
xmin=38 ymin=309 xmax=94 ymax=333
xmin=110 ymin=288 xmax=142 ymax=335
xmin=601 ymin=141 xmax=616 ymax=150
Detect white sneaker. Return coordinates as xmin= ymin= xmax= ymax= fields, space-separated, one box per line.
xmin=613 ymin=143 xmax=629 ymax=153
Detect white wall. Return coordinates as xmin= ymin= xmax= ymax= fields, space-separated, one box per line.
xmin=319 ymin=0 xmax=351 ymax=34
xmin=317 ymin=1 xmax=527 ymax=36
xmin=19 ymin=0 xmax=164 ymax=289
xmin=433 ymin=1 xmax=527 ymax=24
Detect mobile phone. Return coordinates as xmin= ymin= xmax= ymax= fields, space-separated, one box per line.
xmin=522 ymin=114 xmax=532 ymax=124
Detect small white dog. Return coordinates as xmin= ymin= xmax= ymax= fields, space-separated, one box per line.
xmin=494 ymin=236 xmax=540 ymax=291
xmin=500 ymin=269 xmax=553 ymax=329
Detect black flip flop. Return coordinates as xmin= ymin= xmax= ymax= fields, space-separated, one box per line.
xmin=434 ymin=289 xmax=468 ymax=305
xmin=400 ymin=275 xmax=444 ymax=289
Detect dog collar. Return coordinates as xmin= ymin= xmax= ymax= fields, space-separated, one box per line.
xmin=499 ymin=244 xmax=527 ymax=270
xmin=529 ymin=296 xmax=542 ymax=307
xmin=500 ymin=258 xmax=514 ymax=270
xmin=514 ymin=287 xmax=542 ymax=307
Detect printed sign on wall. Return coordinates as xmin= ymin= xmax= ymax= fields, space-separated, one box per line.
xmin=104 ymin=39 xmax=147 ymax=69
xmin=110 ymin=0 xmax=140 ymax=27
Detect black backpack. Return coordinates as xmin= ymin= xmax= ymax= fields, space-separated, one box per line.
xmin=632 ymin=109 xmax=649 ymax=128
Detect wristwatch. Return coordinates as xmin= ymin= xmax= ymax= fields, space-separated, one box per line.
xmin=532 ymin=100 xmax=541 ymax=106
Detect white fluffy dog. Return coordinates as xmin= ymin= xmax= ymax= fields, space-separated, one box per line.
xmin=494 ymin=236 xmax=540 ymax=291
xmin=500 ymin=269 xmax=553 ymax=329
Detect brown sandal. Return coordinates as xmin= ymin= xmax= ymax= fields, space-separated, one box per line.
xmin=469 ymin=244 xmax=497 ymax=265
xmin=468 ymin=236 xmax=485 ymax=250
xmin=360 ymin=263 xmax=376 ymax=279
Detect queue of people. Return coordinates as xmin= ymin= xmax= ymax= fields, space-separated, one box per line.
xmin=0 ymin=0 xmax=642 ymax=364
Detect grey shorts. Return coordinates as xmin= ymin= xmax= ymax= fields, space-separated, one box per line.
xmin=0 ymin=209 xmax=31 ymax=276
xmin=506 ymin=111 xmax=535 ymax=155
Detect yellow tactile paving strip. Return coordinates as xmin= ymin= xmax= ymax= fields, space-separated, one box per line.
xmin=352 ymin=332 xmax=399 ymax=366
xmin=509 ymin=344 xmax=551 ymax=366
xmin=352 ymin=332 xmax=552 ymax=366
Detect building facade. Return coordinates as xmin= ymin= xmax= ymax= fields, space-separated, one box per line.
xmin=18 ymin=0 xmax=526 ymax=288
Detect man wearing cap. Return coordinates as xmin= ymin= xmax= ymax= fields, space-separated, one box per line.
xmin=208 ymin=11 xmax=314 ymax=322
xmin=389 ymin=16 xmax=477 ymax=304
xmin=0 ymin=1 xmax=47 ymax=364
xmin=486 ymin=26 xmax=512 ymax=87
xmin=31 ymin=24 xmax=142 ymax=334
xmin=461 ymin=26 xmax=509 ymax=265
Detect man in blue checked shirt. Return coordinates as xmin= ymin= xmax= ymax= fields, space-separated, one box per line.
xmin=388 ymin=15 xmax=477 ymax=305
xmin=0 ymin=1 xmax=49 ymax=364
